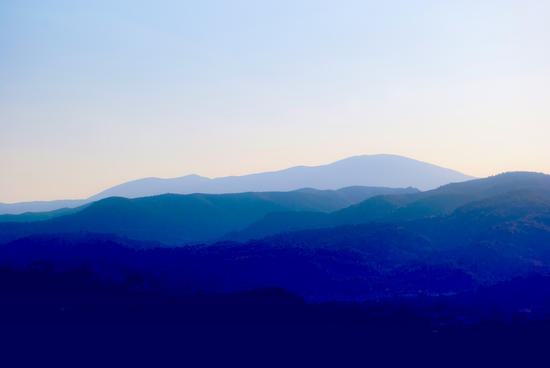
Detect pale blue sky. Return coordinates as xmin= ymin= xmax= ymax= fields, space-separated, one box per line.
xmin=1 ymin=0 xmax=549 ymax=202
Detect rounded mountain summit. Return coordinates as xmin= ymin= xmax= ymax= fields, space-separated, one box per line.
xmin=90 ymin=154 xmax=474 ymax=200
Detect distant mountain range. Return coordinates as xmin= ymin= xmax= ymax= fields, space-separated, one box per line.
xmin=1 ymin=172 xmax=548 ymax=248
xmin=0 ymin=154 xmax=473 ymax=215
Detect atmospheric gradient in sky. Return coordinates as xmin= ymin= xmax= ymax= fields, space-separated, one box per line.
xmin=1 ymin=0 xmax=549 ymax=202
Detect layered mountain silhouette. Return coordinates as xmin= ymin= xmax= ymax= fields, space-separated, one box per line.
xmin=0 ymin=186 xmax=418 ymax=244
xmin=1 ymin=172 xmax=547 ymax=250
xmin=0 ymin=154 xmax=473 ymax=214
xmin=1 ymin=173 xmax=549 ymax=302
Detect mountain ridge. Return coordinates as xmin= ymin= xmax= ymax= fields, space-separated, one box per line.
xmin=0 ymin=186 xmax=418 ymax=244
xmin=225 ymin=172 xmax=550 ymax=242
xmin=0 ymin=154 xmax=474 ymax=214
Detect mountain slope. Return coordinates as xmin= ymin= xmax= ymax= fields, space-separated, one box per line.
xmin=0 ymin=186 xmax=417 ymax=244
xmin=334 ymin=172 xmax=550 ymax=223
xmin=228 ymin=172 xmax=550 ymax=241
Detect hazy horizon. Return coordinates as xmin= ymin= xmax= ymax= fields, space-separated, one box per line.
xmin=2 ymin=1 xmax=549 ymax=202
xmin=2 ymin=151 xmax=548 ymax=203
xmin=1 ymin=153 xmax=475 ymax=204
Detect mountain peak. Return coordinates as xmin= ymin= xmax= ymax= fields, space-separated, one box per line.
xmin=0 ymin=154 xmax=474 ymax=214
xmin=87 ymin=154 xmax=473 ymax=200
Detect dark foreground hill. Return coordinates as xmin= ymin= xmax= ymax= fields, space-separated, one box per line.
xmin=0 ymin=186 xmax=417 ymax=244
xmin=2 ymin=266 xmax=550 ymax=367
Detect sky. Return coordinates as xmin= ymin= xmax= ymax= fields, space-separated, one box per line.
xmin=1 ymin=0 xmax=549 ymax=203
